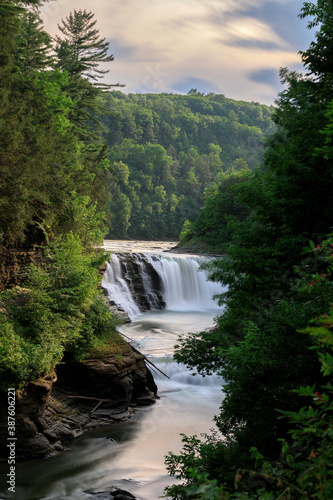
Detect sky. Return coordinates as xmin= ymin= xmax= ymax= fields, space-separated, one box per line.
xmin=40 ymin=0 xmax=315 ymax=106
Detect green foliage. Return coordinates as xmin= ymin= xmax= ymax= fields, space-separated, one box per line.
xmin=182 ymin=168 xmax=251 ymax=250
xmin=167 ymin=241 xmax=333 ymax=499
xmin=0 ymin=2 xmax=114 ymax=250
xmin=55 ymin=9 xmax=115 ymax=85
xmin=15 ymin=11 xmax=54 ymax=72
xmin=179 ymin=220 xmax=195 ymax=246
xmin=0 ymin=235 xmax=121 ymax=390
xmin=234 ymin=316 xmax=333 ymax=499
xmin=101 ymin=92 xmax=275 ymax=239
xmin=165 ymin=432 xmax=248 ymax=499
xmin=0 ymin=3 xmax=126 ymax=395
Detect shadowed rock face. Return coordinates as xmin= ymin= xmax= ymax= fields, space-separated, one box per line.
xmin=0 ymin=247 xmax=45 ymax=291
xmin=118 ymin=253 xmax=165 ymax=312
xmin=0 ymin=345 xmax=157 ymax=461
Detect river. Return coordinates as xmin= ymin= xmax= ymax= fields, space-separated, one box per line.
xmin=0 ymin=241 xmax=225 ymax=500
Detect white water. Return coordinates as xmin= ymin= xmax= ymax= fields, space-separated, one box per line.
xmin=0 ymin=244 xmax=226 ymax=500
xmin=101 ymin=252 xmax=224 ymax=319
xmin=102 ymin=254 xmax=141 ymax=319
xmin=156 ymin=255 xmax=222 ymax=311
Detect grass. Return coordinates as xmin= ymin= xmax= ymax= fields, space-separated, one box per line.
xmin=83 ymin=331 xmax=131 ymax=360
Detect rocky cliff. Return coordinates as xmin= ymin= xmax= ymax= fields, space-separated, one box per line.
xmin=0 ymin=344 xmax=157 ymax=461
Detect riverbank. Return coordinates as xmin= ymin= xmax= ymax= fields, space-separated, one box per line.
xmin=0 ymin=343 xmax=157 ymax=463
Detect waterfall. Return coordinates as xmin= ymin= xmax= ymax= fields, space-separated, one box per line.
xmin=152 ymin=356 xmax=222 ymax=389
xmin=102 ymin=253 xmax=223 ymax=319
xmin=153 ymin=255 xmax=221 ymax=311
xmin=101 ymin=253 xmax=141 ymax=319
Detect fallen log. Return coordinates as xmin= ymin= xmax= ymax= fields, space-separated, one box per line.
xmin=68 ymin=396 xmax=113 ymax=402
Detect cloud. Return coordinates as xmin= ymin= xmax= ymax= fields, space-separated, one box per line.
xmin=248 ymin=67 xmax=281 ymax=96
xmin=239 ymin=0 xmax=312 ymax=51
xmin=40 ymin=0 xmax=314 ymax=105
xmin=170 ymin=76 xmax=220 ymax=95
xmin=216 ymin=16 xmax=290 ymax=50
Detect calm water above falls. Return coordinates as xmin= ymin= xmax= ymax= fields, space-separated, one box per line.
xmin=0 ymin=242 xmax=226 ymax=500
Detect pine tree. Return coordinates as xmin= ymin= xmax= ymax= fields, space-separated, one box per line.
xmin=55 ymin=9 xmax=115 ymax=88
xmin=15 ymin=10 xmax=54 ymax=72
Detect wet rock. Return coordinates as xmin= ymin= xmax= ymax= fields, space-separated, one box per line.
xmin=135 ymin=389 xmax=156 ymax=405
xmin=89 ymin=487 xmax=136 ymax=499
xmin=110 ymin=408 xmax=133 ymax=421
xmin=105 ymin=252 xmax=165 ymax=314
xmin=0 ymin=344 xmax=157 ymax=462
xmin=110 ymin=487 xmax=136 ymax=499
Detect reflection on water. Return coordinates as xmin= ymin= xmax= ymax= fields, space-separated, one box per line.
xmin=0 ymin=308 xmax=224 ymax=500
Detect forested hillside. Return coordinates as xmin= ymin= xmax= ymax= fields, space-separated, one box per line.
xmin=101 ymin=91 xmax=275 ymax=239
xmin=0 ymin=1 xmax=274 ymax=390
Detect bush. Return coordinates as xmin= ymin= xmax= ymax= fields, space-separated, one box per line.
xmin=0 ymin=234 xmax=121 ymax=390
xmin=179 ymin=219 xmax=196 ymax=246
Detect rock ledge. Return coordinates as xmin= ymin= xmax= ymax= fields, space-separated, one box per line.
xmin=0 ymin=344 xmax=157 ymax=461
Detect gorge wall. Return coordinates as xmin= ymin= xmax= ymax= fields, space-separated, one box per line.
xmin=0 ymin=342 xmax=156 ymax=462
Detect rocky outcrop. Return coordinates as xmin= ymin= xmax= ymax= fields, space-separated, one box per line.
xmin=104 ymin=253 xmax=165 ymax=313
xmin=0 ymin=246 xmax=44 ymax=291
xmin=0 ymin=345 xmax=157 ymax=461
xmin=90 ymin=488 xmax=137 ymax=499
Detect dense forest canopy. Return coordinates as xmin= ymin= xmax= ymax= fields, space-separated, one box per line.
xmin=0 ymin=2 xmax=116 ymax=254
xmin=101 ymin=91 xmax=275 ymax=239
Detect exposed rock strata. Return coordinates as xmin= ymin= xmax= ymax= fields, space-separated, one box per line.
xmin=102 ymin=252 xmax=165 ymax=313
xmin=0 ymin=345 xmax=157 ymax=461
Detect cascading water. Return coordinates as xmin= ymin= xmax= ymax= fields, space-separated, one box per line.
xmin=0 ymin=245 xmax=226 ymax=500
xmin=99 ymin=250 xmax=226 ymax=498
xmin=101 ymin=252 xmax=224 ymax=318
xmin=154 ymin=255 xmax=222 ymax=311
xmin=101 ymin=253 xmax=141 ymax=319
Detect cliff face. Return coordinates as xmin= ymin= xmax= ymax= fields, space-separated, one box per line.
xmin=0 ymin=344 xmax=157 ymax=461
xmin=0 ymin=247 xmax=44 ymax=292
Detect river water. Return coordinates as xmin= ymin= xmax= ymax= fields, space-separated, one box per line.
xmin=0 ymin=241 xmax=225 ymax=500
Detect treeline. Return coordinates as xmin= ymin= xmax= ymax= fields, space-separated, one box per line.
xmin=0 ymin=1 xmax=127 ymax=391
xmin=101 ymin=91 xmax=275 ymax=239
xmin=165 ymin=1 xmax=333 ymax=498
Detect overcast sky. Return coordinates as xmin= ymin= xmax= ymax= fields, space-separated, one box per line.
xmin=41 ymin=0 xmax=314 ymax=105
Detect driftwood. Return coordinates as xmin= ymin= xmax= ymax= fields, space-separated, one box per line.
xmin=90 ymin=401 xmax=103 ymax=414
xmin=68 ymin=396 xmax=113 ymax=402
xmin=145 ymin=357 xmax=170 ymax=379
xmin=68 ymin=395 xmax=113 ymax=414
xmin=130 ymin=344 xmax=170 ymax=379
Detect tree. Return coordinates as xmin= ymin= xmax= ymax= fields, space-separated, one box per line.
xmin=54 ymin=9 xmax=123 ymax=144
xmin=0 ymin=2 xmax=111 ymax=251
xmin=15 ymin=10 xmax=53 ymax=72
xmin=109 ymin=193 xmax=132 ymax=238
xmin=190 ymin=168 xmax=250 ymax=248
xmin=55 ymin=9 xmax=115 ymax=87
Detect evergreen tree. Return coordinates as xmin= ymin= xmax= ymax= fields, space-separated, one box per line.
xmin=55 ymin=9 xmax=116 ymax=88
xmin=0 ymin=2 xmax=111 ymax=250
xmin=15 ymin=10 xmax=53 ymax=72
